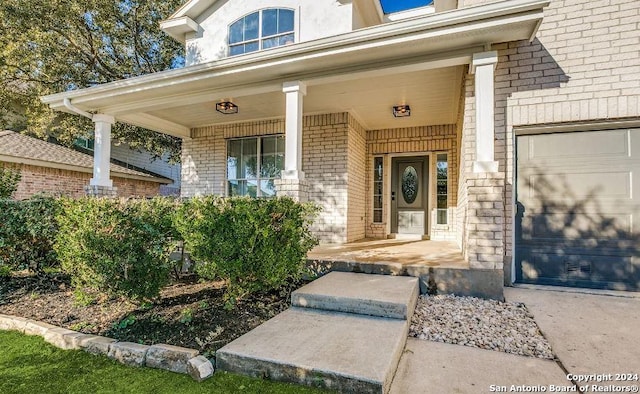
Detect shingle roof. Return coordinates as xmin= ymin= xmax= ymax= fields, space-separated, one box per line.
xmin=0 ymin=130 xmax=170 ymax=183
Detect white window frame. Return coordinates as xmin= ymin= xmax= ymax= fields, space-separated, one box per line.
xmin=226 ymin=135 xmax=285 ymax=198
xmin=228 ymin=8 xmax=296 ymax=57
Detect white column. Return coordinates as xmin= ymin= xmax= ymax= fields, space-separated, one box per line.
xmin=90 ymin=114 xmax=115 ymax=187
xmin=282 ymin=81 xmax=306 ymax=180
xmin=471 ymin=51 xmax=499 ymax=173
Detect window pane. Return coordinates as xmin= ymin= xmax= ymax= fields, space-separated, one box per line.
xmin=437 ymin=209 xmax=447 ymax=225
xmin=374 ymin=210 xmax=382 ymax=223
xmin=227 ymin=139 xmax=242 ymax=180
xmin=437 ymin=195 xmax=447 ymax=209
xmin=262 ymin=136 xmax=277 ymax=154
xmin=246 ymin=179 xmax=258 ymax=198
xmin=244 ymin=12 xmax=259 ymax=40
xmin=262 ymin=36 xmax=280 ymax=50
xmin=229 ymin=20 xmax=243 ymax=44
xmin=260 ymin=179 xmax=277 ymax=198
xmin=279 ymin=33 xmax=295 ymax=46
xmin=374 ymin=157 xmax=383 ymax=182
xmin=278 ymin=9 xmax=294 ymax=33
xmin=276 ymin=135 xmax=285 ymax=153
xmin=374 ymin=196 xmax=382 ymax=209
xmin=241 ymin=138 xmax=257 ymax=179
xmin=244 ymin=41 xmax=259 ymax=53
xmin=260 ymin=154 xmax=276 ymax=178
xmin=229 ymin=44 xmax=244 ymax=56
xmin=375 ymin=182 xmax=383 ymax=195
xmin=228 ymin=180 xmax=245 ymax=196
xmin=262 ymin=9 xmax=278 ymax=37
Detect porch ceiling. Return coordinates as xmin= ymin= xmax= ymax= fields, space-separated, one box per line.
xmin=145 ymin=67 xmax=464 ymax=130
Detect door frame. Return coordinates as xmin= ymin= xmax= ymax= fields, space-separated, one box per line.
xmin=390 ymin=155 xmax=430 ymax=236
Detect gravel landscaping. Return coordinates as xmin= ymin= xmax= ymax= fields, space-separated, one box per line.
xmin=409 ymin=294 xmax=555 ymax=359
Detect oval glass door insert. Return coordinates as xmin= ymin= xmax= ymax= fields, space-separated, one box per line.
xmin=402 ymin=166 xmax=418 ymax=203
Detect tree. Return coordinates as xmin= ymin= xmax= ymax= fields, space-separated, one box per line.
xmin=0 ymin=165 xmax=21 ymax=199
xmin=0 ymin=0 xmax=185 ymax=161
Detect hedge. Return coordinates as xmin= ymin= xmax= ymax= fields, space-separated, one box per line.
xmin=54 ymin=197 xmax=180 ymax=301
xmin=175 ymin=196 xmax=319 ymax=306
xmin=0 ymin=195 xmax=60 ymax=274
xmin=2 ymin=195 xmax=319 ymax=305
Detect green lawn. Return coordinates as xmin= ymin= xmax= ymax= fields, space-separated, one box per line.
xmin=0 ymin=330 xmax=327 ymax=394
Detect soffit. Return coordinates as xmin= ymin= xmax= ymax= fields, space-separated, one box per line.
xmin=146 ymin=66 xmax=463 ymax=130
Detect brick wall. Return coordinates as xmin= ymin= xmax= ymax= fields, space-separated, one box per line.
xmin=8 ymin=163 xmax=161 ymax=200
xmin=346 ymin=115 xmax=367 ymax=242
xmin=457 ymin=0 xmax=640 ymax=275
xmin=184 ymin=114 xmax=354 ymax=243
xmin=304 ymin=114 xmax=350 ymax=243
xmin=366 ymin=124 xmax=459 ymax=239
xmin=182 ymin=119 xmax=285 ymax=197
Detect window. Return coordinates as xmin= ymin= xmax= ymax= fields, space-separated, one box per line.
xmin=229 ymin=9 xmax=295 ymax=56
xmin=373 ymin=157 xmax=383 ymax=223
xmin=74 ymin=137 xmax=94 ymax=150
xmin=227 ymin=135 xmax=285 ymax=197
xmin=436 ymin=154 xmax=448 ymax=224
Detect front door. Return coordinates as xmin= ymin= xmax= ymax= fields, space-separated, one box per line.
xmin=391 ymin=156 xmax=429 ymax=235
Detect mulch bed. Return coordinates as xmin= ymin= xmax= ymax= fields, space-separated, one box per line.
xmin=0 ymin=272 xmax=302 ymax=358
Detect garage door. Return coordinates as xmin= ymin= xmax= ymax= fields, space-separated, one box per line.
xmin=516 ymin=128 xmax=640 ymax=291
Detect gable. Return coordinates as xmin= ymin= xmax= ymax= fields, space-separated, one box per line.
xmin=161 ymin=0 xmax=384 ymax=64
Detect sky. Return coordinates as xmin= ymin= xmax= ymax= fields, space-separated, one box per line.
xmin=379 ymin=0 xmax=434 ymax=14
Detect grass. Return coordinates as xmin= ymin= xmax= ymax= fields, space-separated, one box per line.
xmin=0 ymin=330 xmax=328 ymax=394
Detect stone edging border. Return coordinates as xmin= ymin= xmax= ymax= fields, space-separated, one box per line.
xmin=0 ymin=313 xmax=214 ymax=381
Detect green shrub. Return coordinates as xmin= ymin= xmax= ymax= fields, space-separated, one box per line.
xmin=0 ymin=165 xmax=21 ymax=199
xmin=175 ymin=196 xmax=319 ymax=305
xmin=55 ymin=197 xmax=180 ymax=301
xmin=0 ymin=195 xmax=60 ymax=273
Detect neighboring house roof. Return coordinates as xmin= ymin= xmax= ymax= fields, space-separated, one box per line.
xmin=0 ymin=130 xmax=171 ymax=184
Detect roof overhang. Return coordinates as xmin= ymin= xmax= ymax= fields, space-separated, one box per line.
xmin=159 ymin=16 xmax=200 ymax=44
xmin=0 ymin=154 xmax=172 ymax=184
xmin=42 ymin=0 xmax=549 ymax=138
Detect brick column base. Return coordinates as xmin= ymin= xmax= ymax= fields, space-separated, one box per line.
xmin=274 ymin=179 xmax=308 ymax=202
xmin=85 ymin=185 xmax=118 ymax=198
xmin=466 ymin=172 xmax=505 ymax=270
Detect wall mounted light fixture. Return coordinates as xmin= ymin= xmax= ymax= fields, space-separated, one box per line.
xmin=392 ymin=105 xmax=411 ymax=117
xmin=216 ymin=101 xmax=239 ymax=114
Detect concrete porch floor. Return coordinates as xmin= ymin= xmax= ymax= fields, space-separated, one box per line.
xmin=308 ymin=239 xmax=468 ymax=269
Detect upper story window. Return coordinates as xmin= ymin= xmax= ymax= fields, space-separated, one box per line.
xmin=228 ymin=9 xmax=295 ymax=56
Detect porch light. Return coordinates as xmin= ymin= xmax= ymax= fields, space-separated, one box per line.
xmin=216 ymin=101 xmax=239 ymax=115
xmin=393 ymin=105 xmax=411 ymax=117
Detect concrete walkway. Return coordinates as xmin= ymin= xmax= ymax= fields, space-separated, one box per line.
xmin=389 ymin=286 xmax=640 ymax=393
xmin=505 ymin=287 xmax=640 ymax=376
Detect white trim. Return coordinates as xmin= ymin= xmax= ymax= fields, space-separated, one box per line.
xmin=472 ymin=51 xmax=499 ymax=173
xmin=159 ymin=16 xmax=200 ymax=44
xmin=42 ymin=0 xmax=548 ymax=112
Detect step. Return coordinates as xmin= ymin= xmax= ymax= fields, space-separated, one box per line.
xmin=216 ymin=307 xmax=408 ymax=394
xmin=291 ymin=272 xmax=419 ymax=320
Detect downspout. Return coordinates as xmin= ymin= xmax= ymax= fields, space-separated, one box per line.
xmin=63 ymin=98 xmax=93 ymax=120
